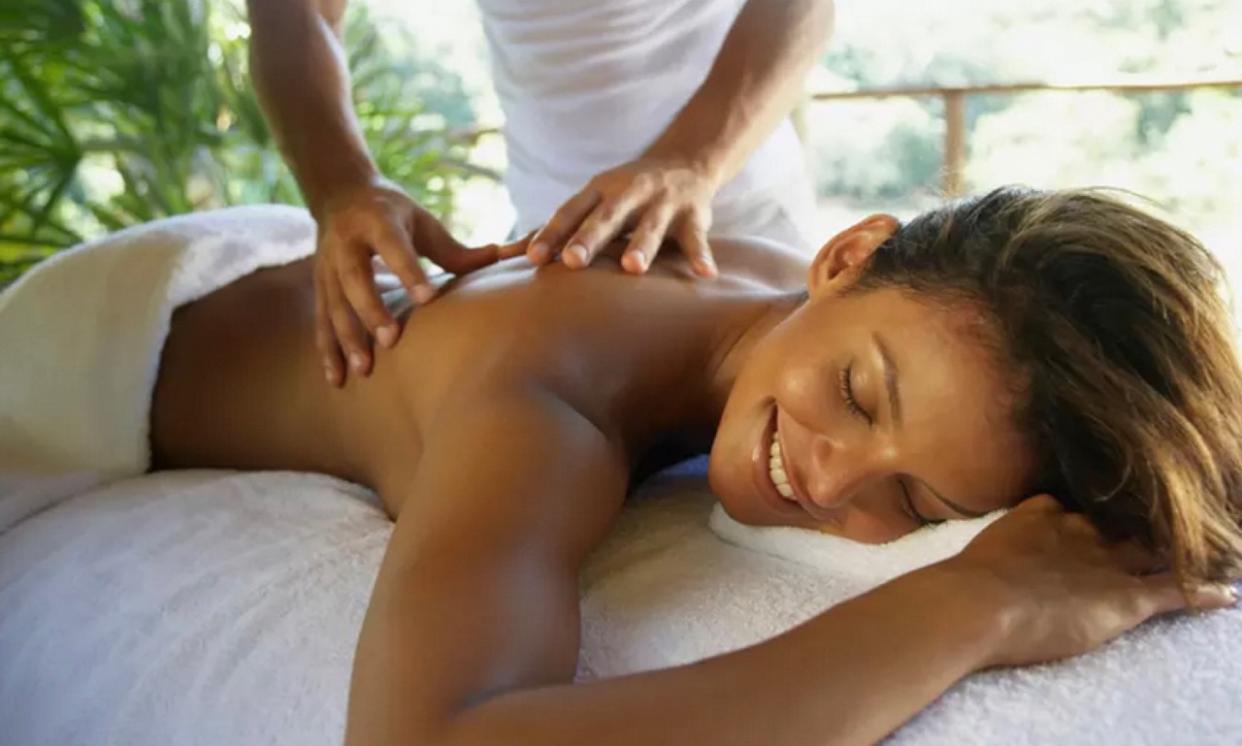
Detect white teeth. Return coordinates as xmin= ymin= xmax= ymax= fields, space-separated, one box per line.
xmin=768 ymin=429 xmax=795 ymax=501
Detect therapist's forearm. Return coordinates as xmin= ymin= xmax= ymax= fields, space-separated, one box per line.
xmin=246 ymin=0 xmax=380 ymax=216
xmin=644 ymin=0 xmax=834 ymax=186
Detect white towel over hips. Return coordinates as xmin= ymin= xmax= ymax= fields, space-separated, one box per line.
xmin=0 ymin=205 xmax=316 ymax=533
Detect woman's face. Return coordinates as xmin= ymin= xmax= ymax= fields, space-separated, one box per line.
xmin=708 ymin=217 xmax=1035 ymax=542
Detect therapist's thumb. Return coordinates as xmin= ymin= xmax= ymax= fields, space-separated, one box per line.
xmin=415 ymin=217 xmax=501 ymax=275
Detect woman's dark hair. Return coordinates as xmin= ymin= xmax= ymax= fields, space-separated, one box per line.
xmin=854 ymin=186 xmax=1242 ymax=584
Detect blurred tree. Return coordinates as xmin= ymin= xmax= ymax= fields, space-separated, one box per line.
xmin=0 ymin=0 xmax=481 ymax=285
xmin=809 ymin=0 xmax=1241 ymax=250
xmin=811 ymin=99 xmax=943 ymax=202
xmin=966 ymin=92 xmax=1144 ymax=189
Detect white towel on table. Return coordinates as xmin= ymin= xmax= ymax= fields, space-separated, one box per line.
xmin=582 ymin=465 xmax=1242 ymax=744
xmin=6 ymin=464 xmax=1236 ymax=746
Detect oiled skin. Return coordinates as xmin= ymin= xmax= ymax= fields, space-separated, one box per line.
xmin=152 ymin=238 xmax=908 ymax=746
xmin=144 ymin=232 xmax=1204 ymax=746
xmin=150 ymin=238 xmax=805 ymax=512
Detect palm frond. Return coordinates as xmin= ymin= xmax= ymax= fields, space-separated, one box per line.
xmin=0 ymin=0 xmax=486 ymax=283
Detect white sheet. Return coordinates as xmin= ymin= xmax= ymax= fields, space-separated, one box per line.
xmin=3 ymin=463 xmax=1240 ymax=746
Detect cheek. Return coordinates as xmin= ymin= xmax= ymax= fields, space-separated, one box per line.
xmin=771 ymin=344 xmax=825 ymax=396
xmin=824 ymin=507 xmax=918 ymax=544
xmin=707 ymin=426 xmax=755 ymax=517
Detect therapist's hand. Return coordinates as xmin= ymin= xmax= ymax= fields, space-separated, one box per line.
xmin=524 ymin=157 xmax=720 ymax=278
xmin=313 ymin=178 xmax=500 ymax=387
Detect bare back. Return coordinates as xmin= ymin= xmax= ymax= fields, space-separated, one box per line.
xmin=150 ymin=237 xmax=809 ymax=513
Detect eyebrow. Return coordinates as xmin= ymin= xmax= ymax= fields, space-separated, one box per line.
xmin=873 ymin=332 xmax=988 ymax=519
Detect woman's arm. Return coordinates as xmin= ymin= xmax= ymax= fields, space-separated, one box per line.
xmin=438 ymin=564 xmax=1001 ymax=746
xmin=349 ymin=390 xmax=1224 ymax=746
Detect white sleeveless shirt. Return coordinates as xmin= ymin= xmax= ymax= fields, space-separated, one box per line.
xmin=476 ymin=0 xmax=815 ymax=246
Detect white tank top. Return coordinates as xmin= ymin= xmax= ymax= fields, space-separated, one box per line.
xmin=476 ymin=0 xmax=810 ymax=235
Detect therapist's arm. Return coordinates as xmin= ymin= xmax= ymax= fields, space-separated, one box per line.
xmin=248 ymin=0 xmax=498 ymax=388
xmin=524 ymin=0 xmax=835 ymax=276
xmin=247 ymin=0 xmax=373 ymax=216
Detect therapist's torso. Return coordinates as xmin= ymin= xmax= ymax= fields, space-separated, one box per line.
xmin=476 ymin=0 xmax=811 ymax=236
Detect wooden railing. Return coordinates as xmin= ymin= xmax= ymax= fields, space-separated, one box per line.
xmin=807 ymin=77 xmax=1242 ymax=197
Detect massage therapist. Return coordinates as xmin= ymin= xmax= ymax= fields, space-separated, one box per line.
xmin=246 ymin=0 xmax=834 ymax=386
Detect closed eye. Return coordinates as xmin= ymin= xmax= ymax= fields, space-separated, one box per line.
xmin=838 ymin=365 xmax=941 ymax=526
xmin=838 ymin=362 xmax=873 ymax=426
xmin=899 ymin=478 xmax=944 ymax=527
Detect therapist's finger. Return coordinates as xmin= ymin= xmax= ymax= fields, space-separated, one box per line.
xmin=418 ymin=217 xmax=501 ymax=277
xmin=562 ymin=190 xmax=647 ymax=269
xmin=528 ymin=189 xmax=601 ymax=265
xmin=314 ymin=264 xmax=346 ymax=387
xmin=371 ymin=218 xmax=434 ymax=306
xmin=337 ymin=243 xmax=398 ymax=348
xmin=621 ymin=203 xmax=676 ymax=274
xmin=323 ymin=269 xmax=372 ymax=378
xmin=676 ymin=210 xmax=717 ymax=278
xmin=498 ymin=230 xmax=537 ymax=259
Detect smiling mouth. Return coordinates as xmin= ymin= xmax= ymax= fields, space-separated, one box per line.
xmin=768 ymin=421 xmax=796 ymax=500
xmin=753 ymin=403 xmax=804 ymax=517
xmin=760 ymin=404 xmax=842 ymax=524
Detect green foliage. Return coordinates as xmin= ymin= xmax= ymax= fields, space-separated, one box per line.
xmin=0 ymin=0 xmax=480 ymax=286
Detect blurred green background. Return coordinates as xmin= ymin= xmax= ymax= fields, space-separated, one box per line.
xmin=802 ymin=0 xmax=1242 ymax=272
xmin=0 ymin=0 xmax=480 ymax=285
xmin=2 ymin=0 xmax=1240 ymax=286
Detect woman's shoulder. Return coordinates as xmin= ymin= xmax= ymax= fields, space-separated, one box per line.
xmin=707 ymin=235 xmax=813 ymax=291
xmin=387 ymin=234 xmax=808 ymax=393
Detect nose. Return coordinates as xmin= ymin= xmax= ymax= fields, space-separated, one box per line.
xmin=804 ymin=433 xmax=877 ymax=510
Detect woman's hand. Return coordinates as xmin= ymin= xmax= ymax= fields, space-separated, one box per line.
xmin=939 ymin=494 xmax=1237 ymax=669
xmin=312 ymin=178 xmax=500 ymax=386
xmin=522 ymin=157 xmax=720 ymax=278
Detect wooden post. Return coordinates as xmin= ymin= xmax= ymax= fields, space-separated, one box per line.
xmin=943 ymin=90 xmax=966 ymax=197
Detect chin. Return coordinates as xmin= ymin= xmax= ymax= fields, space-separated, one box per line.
xmin=706 ymin=451 xmax=755 ymax=524
xmin=704 ymin=452 xmax=734 ymax=512
xmin=714 ymin=489 xmax=770 ymax=527
xmin=821 ymin=515 xmax=916 ymax=544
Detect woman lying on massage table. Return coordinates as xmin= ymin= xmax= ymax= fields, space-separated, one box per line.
xmin=150 ymin=186 xmax=1242 ymax=745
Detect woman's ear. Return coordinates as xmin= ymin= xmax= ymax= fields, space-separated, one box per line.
xmin=808 ymin=214 xmax=900 ymax=296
